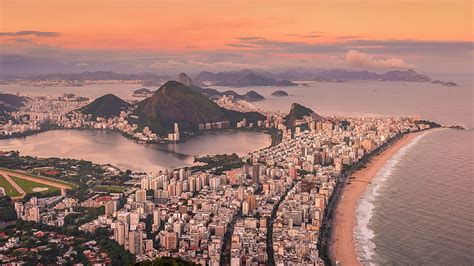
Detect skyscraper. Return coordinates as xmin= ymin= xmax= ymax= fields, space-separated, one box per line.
xmin=136 ymin=189 xmax=146 ymax=202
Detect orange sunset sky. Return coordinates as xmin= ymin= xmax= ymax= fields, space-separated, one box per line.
xmin=0 ymin=0 xmax=472 ymax=75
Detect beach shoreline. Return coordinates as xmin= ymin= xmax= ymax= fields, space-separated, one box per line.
xmin=330 ymin=131 xmax=426 ymax=265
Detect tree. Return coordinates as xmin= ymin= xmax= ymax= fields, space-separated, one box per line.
xmin=0 ymin=196 xmax=17 ymax=221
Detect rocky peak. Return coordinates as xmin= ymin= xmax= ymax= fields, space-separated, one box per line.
xmin=176 ymin=72 xmax=194 ymax=86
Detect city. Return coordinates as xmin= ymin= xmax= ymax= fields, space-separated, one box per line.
xmin=0 ymin=93 xmax=433 ymax=264
xmin=1 ymin=0 xmax=471 ymax=265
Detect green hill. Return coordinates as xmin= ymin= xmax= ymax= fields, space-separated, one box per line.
xmin=285 ymin=103 xmax=324 ymax=127
xmin=131 ymin=81 xmax=266 ymax=135
xmin=79 ymin=94 xmax=130 ymax=118
xmin=0 ymin=93 xmax=27 ymax=112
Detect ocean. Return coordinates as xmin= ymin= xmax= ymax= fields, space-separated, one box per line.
xmin=356 ymin=128 xmax=473 ymax=265
xmin=1 ymin=78 xmax=473 ymax=264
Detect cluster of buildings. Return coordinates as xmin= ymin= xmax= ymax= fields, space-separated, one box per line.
xmin=14 ymin=196 xmax=76 ymax=227
xmin=12 ymin=78 xmax=141 ymax=87
xmin=63 ymin=111 xmax=159 ymax=142
xmin=1 ymin=95 xmax=87 ymax=136
xmin=239 ymin=116 xmax=424 ymax=265
xmin=215 ymin=95 xmax=267 ymax=115
xmin=2 ymin=91 xmax=430 ymax=265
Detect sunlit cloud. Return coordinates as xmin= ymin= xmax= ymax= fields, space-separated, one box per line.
xmin=344 ymin=50 xmax=414 ymax=70
xmin=0 ymin=30 xmax=62 ymax=37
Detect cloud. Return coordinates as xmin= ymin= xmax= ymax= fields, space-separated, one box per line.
xmin=10 ymin=38 xmax=33 ymax=43
xmin=302 ymin=34 xmax=322 ymax=39
xmin=225 ymin=43 xmax=256 ymax=48
xmin=344 ymin=50 xmax=414 ymax=70
xmin=76 ymin=62 xmax=89 ymax=66
xmin=238 ymin=36 xmax=265 ymax=41
xmin=0 ymin=30 xmax=61 ymax=37
xmin=0 ymin=36 xmax=471 ymax=75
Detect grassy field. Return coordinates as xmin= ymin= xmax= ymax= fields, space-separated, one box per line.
xmin=0 ymin=167 xmax=76 ymax=189
xmin=10 ymin=175 xmax=60 ymax=194
xmin=0 ymin=175 xmax=22 ymax=197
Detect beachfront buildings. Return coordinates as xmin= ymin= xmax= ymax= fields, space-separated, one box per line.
xmin=66 ymin=115 xmax=423 ymax=265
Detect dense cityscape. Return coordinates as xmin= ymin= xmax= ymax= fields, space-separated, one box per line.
xmin=1 ymin=1 xmax=471 ymax=265
xmin=0 ymin=88 xmax=432 ymax=265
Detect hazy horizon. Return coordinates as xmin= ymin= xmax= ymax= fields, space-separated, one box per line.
xmin=1 ymin=0 xmax=472 ymax=76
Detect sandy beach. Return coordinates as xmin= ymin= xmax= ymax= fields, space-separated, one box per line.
xmin=330 ymin=131 xmax=425 ymax=265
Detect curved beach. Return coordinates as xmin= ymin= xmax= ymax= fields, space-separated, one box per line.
xmin=330 ymin=131 xmax=425 ymax=265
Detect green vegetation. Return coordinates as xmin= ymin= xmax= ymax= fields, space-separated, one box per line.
xmin=0 ymin=175 xmax=21 ymax=197
xmin=132 ymin=81 xmax=230 ymax=135
xmin=0 ymin=196 xmax=17 ymax=221
xmin=130 ymin=81 xmax=266 ymax=136
xmin=64 ymin=206 xmax=105 ymax=228
xmin=0 ymin=167 xmax=74 ymax=188
xmin=137 ymin=257 xmax=196 ymax=266
xmin=191 ymin=153 xmax=245 ymax=175
xmin=9 ymin=175 xmax=60 ymax=194
xmin=416 ymin=120 xmax=442 ymax=128
xmin=4 ymin=220 xmax=135 ymax=265
xmin=79 ymin=93 xmax=130 ymax=119
xmin=0 ymin=153 xmax=132 ymax=202
xmin=285 ymin=102 xmax=324 ymax=128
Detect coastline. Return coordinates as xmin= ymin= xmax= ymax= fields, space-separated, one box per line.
xmin=330 ymin=130 xmax=426 ymax=265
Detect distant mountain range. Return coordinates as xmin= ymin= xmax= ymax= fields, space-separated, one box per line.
xmin=2 ymin=68 xmax=457 ymax=87
xmin=194 ymin=69 xmax=298 ymax=87
xmin=26 ymin=71 xmax=170 ymax=82
xmin=129 ymin=81 xmax=266 ymax=135
xmin=312 ymin=69 xmax=431 ymax=82
xmin=79 ymin=94 xmax=130 ymax=118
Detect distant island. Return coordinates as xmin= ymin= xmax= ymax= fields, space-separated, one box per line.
xmin=174 ymin=73 xmax=266 ymax=101
xmin=132 ymin=88 xmax=153 ymax=97
xmin=431 ymin=80 xmax=458 ymax=87
xmin=271 ymin=90 xmax=289 ymax=97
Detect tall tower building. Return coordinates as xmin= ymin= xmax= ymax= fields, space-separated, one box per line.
xmin=105 ymin=200 xmax=117 ymax=217
xmin=252 ymin=163 xmax=260 ymax=183
xmin=174 ymin=123 xmax=180 ymax=141
xmin=153 ymin=208 xmax=161 ymax=232
xmin=136 ymin=189 xmax=146 ymax=202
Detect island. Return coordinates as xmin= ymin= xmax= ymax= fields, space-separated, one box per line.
xmin=132 ymin=88 xmax=153 ymax=97
xmin=271 ymin=90 xmax=289 ymax=97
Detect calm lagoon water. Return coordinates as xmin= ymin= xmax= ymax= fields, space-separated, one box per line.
xmin=0 ymin=130 xmax=271 ymax=173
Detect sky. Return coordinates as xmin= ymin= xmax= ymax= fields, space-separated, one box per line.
xmin=0 ymin=0 xmax=472 ymax=76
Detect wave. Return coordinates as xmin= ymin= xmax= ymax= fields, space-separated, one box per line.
xmin=353 ymin=131 xmax=432 ymax=264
